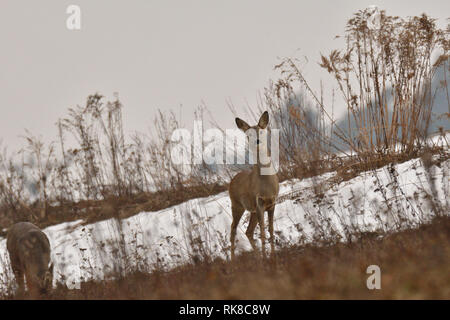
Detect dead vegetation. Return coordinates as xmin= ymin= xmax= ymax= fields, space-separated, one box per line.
xmin=0 ymin=9 xmax=448 ymax=232
xmin=0 ymin=8 xmax=449 ymax=299
xmin=6 ymin=215 xmax=448 ymax=300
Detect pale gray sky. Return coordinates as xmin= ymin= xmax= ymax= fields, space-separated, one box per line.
xmin=1 ymin=0 xmax=449 ymax=148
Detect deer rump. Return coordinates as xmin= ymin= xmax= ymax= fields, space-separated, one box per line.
xmin=6 ymin=222 xmax=52 ymax=293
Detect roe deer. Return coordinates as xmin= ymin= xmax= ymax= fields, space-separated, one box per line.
xmin=7 ymin=222 xmax=53 ymax=294
xmin=229 ymin=111 xmax=279 ymax=259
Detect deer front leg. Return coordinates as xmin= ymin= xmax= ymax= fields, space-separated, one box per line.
xmin=256 ymin=198 xmax=266 ymax=258
xmin=230 ymin=202 xmax=245 ymax=261
xmin=245 ymin=212 xmax=258 ymax=252
xmin=268 ymin=207 xmax=275 ymax=255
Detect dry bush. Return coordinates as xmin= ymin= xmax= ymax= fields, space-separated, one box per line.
xmin=237 ymin=9 xmax=449 ymax=181
xmin=0 ymin=95 xmax=227 ymax=231
xmin=319 ymin=10 xmax=449 ymax=154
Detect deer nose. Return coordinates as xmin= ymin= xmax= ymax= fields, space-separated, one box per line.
xmin=256 ymin=139 xmax=260 ymax=145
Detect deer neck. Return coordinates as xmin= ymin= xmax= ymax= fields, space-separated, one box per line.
xmin=250 ymin=159 xmax=278 ymax=200
xmin=248 ymin=129 xmax=276 ymax=178
xmin=251 ymin=156 xmax=276 ymax=178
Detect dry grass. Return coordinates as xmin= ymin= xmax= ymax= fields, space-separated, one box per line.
xmin=0 ymin=9 xmax=448 ymax=232
xmin=6 ymin=215 xmax=448 ymax=300
xmin=0 ymin=95 xmax=227 ymax=233
xmin=0 ymin=8 xmax=449 ymax=300
xmin=319 ymin=10 xmax=448 ymax=154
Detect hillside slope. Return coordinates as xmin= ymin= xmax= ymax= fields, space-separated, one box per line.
xmin=1 ymin=137 xmax=448 ymax=295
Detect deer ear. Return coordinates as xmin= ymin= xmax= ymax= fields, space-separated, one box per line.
xmin=258 ymin=111 xmax=269 ymax=129
xmin=24 ymin=239 xmax=34 ymax=249
xmin=235 ymin=118 xmax=250 ymax=132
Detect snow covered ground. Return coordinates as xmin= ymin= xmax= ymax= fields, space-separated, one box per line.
xmin=0 ymin=137 xmax=448 ymax=294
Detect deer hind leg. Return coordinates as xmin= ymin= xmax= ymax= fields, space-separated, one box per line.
xmin=230 ymin=202 xmax=245 ymax=261
xmin=268 ymin=207 xmax=275 ymax=255
xmin=245 ymin=212 xmax=258 ymax=252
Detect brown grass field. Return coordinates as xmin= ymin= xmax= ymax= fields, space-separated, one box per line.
xmin=5 ymin=216 xmax=447 ymax=300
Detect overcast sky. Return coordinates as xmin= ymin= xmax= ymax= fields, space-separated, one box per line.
xmin=0 ymin=0 xmax=448 ymax=148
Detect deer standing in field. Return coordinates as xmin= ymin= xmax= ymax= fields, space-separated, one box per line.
xmin=7 ymin=222 xmax=53 ymax=295
xmin=229 ymin=111 xmax=279 ymax=260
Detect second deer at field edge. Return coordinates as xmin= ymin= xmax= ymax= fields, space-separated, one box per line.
xmin=229 ymin=111 xmax=279 ymax=260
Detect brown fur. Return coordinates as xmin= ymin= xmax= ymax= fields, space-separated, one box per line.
xmin=7 ymin=222 xmax=53 ymax=295
xmin=229 ymin=111 xmax=279 ymax=259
